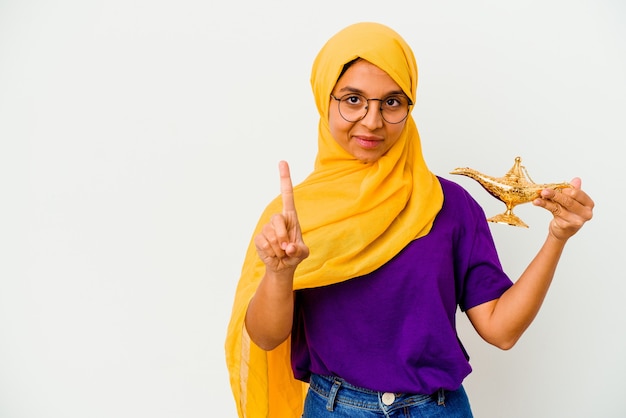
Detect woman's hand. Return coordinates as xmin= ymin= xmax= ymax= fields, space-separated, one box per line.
xmin=533 ymin=177 xmax=594 ymax=241
xmin=254 ymin=161 xmax=309 ymax=274
xmin=246 ymin=161 xmax=309 ymax=350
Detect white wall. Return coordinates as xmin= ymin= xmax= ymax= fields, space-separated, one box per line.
xmin=1 ymin=1 xmax=624 ymax=417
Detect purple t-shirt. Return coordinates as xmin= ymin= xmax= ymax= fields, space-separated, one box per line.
xmin=291 ymin=177 xmax=513 ymax=395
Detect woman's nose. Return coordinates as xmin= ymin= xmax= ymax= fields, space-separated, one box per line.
xmin=359 ymin=103 xmax=384 ymax=130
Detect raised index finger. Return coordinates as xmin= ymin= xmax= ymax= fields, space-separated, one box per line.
xmin=279 ymin=160 xmax=296 ymax=215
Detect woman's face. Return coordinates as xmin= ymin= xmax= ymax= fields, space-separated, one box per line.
xmin=329 ymin=59 xmax=409 ymax=163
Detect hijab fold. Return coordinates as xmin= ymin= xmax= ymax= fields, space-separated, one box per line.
xmin=225 ymin=22 xmax=444 ymax=417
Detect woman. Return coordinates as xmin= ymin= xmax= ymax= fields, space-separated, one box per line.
xmin=225 ymin=22 xmax=594 ymax=418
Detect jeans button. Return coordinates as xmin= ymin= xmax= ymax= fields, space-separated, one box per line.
xmin=381 ymin=392 xmax=395 ymax=405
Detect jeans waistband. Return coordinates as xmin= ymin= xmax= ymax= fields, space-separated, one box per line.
xmin=308 ymin=374 xmax=446 ymax=412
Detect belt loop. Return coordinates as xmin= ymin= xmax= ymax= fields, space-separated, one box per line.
xmin=437 ymin=388 xmax=446 ymax=406
xmin=326 ymin=378 xmax=342 ymax=411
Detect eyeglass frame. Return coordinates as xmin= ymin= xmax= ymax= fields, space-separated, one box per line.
xmin=330 ymin=93 xmax=414 ymax=124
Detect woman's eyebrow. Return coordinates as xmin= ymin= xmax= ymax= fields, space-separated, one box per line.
xmin=336 ymin=86 xmax=365 ymax=94
xmin=336 ymin=86 xmax=406 ymax=96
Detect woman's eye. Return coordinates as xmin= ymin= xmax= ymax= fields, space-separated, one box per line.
xmin=345 ymin=95 xmax=363 ymax=105
xmin=385 ymin=97 xmax=401 ymax=107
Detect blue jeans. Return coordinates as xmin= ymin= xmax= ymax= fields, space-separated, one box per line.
xmin=302 ymin=374 xmax=473 ymax=418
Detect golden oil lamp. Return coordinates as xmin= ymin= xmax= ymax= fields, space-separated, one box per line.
xmin=450 ymin=157 xmax=571 ymax=228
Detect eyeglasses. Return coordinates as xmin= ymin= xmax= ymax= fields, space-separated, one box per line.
xmin=330 ymin=93 xmax=413 ymax=124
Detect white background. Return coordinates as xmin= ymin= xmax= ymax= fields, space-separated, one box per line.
xmin=1 ymin=1 xmax=625 ymax=417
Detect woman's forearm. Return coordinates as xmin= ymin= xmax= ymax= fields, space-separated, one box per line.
xmin=468 ymin=234 xmax=567 ymax=349
xmin=244 ymin=270 xmax=295 ymax=351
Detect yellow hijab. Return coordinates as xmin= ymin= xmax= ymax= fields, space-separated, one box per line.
xmin=225 ymin=22 xmax=443 ymax=417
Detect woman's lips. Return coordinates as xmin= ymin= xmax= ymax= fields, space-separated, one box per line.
xmin=354 ymin=135 xmax=383 ymax=149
